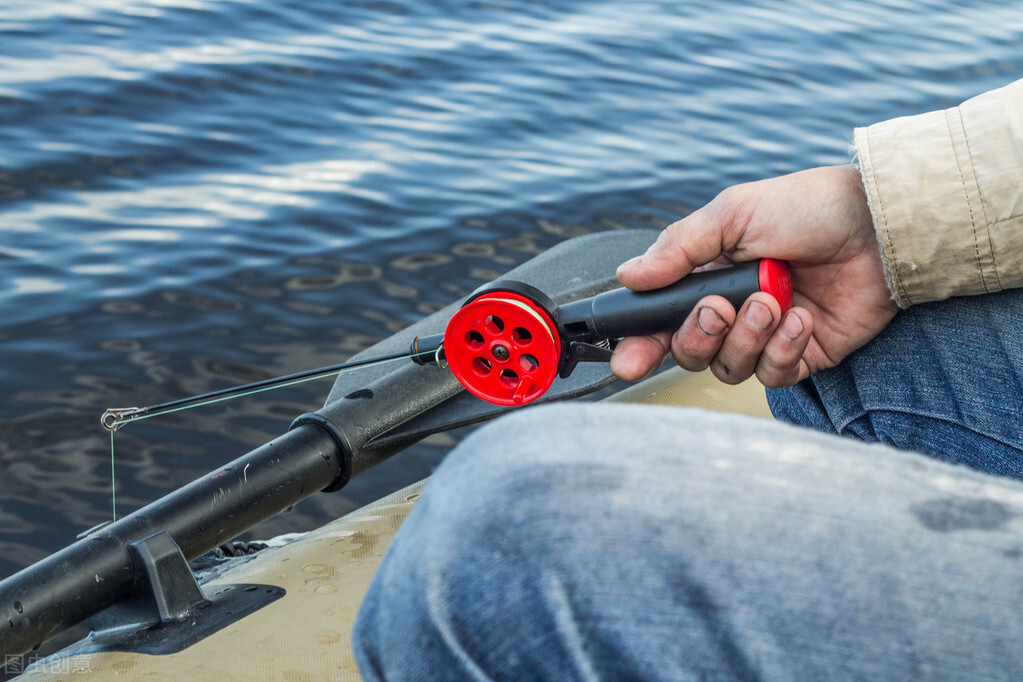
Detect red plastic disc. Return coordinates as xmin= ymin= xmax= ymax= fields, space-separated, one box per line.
xmin=444 ymin=291 xmax=561 ymax=406
xmin=758 ymin=258 xmax=793 ymax=312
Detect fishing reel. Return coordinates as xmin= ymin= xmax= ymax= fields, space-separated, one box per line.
xmin=413 ymin=258 xmax=793 ymax=406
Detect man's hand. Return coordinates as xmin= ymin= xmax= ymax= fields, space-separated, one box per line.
xmin=610 ymin=165 xmax=899 ymax=388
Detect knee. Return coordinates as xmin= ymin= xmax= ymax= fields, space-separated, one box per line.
xmin=390 ymin=404 xmax=624 ymax=566
xmin=354 ymin=403 xmax=853 ymax=679
xmin=413 ymin=403 xmax=633 ymax=524
xmin=352 ymin=405 xmax=602 ymax=678
xmin=353 ymin=404 xmax=889 ymax=678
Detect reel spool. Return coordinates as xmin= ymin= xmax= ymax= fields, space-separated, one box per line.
xmin=443 ymin=284 xmax=562 ymax=406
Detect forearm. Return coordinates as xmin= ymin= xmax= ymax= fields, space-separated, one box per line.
xmin=855 ymin=78 xmax=1023 ymax=308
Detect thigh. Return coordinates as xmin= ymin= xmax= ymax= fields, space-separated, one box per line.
xmin=769 ymin=288 xmax=1023 ymax=478
xmin=354 ymin=403 xmax=1023 ymax=681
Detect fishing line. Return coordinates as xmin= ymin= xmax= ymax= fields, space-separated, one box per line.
xmin=102 ymin=349 xmax=424 ymax=431
xmin=103 ymin=348 xmax=430 ymax=521
xmin=110 ymin=430 xmax=117 ymax=521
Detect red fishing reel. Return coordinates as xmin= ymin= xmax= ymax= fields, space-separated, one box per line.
xmin=443 ymin=283 xmax=563 ymax=406
xmin=420 ymin=258 xmax=794 ymax=407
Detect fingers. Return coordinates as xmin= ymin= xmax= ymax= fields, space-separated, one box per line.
xmin=669 ymin=295 xmax=737 ymax=372
xmin=753 ymin=307 xmax=813 ymax=387
xmin=702 ymin=294 xmax=783 ymax=384
xmin=610 ymin=293 xmax=814 ymax=389
xmin=666 ymin=292 xmax=774 ymax=383
xmin=671 ymin=292 xmax=813 ymax=387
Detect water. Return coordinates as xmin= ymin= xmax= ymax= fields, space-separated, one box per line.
xmin=0 ymin=0 xmax=1020 ymax=581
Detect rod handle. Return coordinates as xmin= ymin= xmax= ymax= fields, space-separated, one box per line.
xmin=558 ymin=259 xmax=792 ymax=341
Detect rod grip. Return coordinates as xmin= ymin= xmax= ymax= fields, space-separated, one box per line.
xmin=558 ymin=259 xmax=792 ymax=341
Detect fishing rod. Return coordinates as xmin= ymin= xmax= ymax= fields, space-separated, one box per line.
xmin=0 ymin=244 xmax=791 ymax=658
xmin=103 ymin=258 xmax=792 ymax=425
xmin=431 ymin=257 xmax=791 ymax=405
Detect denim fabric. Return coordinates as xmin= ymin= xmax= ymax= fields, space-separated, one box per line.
xmin=354 ymin=292 xmax=1023 ymax=680
xmin=769 ymin=288 xmax=1023 ymax=479
xmin=354 ymin=404 xmax=1023 ymax=680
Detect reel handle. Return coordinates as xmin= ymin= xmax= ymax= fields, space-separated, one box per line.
xmin=558 ymin=259 xmax=792 ymax=342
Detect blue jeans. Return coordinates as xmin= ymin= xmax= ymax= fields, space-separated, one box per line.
xmin=768 ymin=289 xmax=1023 ymax=479
xmin=353 ymin=291 xmax=1023 ymax=680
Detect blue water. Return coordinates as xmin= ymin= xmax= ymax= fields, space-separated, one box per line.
xmin=0 ymin=0 xmax=1020 ymax=578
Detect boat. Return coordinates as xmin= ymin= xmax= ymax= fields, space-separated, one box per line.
xmin=1 ymin=230 xmax=779 ymax=680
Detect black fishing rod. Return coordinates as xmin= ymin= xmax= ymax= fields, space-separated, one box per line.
xmin=0 ymin=234 xmax=791 ymax=657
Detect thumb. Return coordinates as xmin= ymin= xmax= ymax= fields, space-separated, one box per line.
xmin=616 ymin=202 xmax=736 ymax=291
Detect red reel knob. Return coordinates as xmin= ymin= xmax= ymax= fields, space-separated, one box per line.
xmin=444 ymin=291 xmax=562 ymax=406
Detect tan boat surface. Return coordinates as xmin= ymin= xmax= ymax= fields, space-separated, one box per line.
xmin=20 ymin=367 xmax=769 ymax=681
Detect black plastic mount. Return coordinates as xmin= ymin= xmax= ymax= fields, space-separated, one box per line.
xmin=54 ymin=532 xmax=284 ymax=658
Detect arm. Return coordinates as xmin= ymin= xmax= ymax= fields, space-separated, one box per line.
xmin=610 ymin=78 xmax=1023 ymax=388
xmin=860 ymin=78 xmax=1023 ymax=306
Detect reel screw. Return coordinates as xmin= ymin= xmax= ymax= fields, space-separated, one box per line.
xmin=492 ymin=344 xmax=510 ymax=361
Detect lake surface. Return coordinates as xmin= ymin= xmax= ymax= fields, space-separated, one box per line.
xmin=1 ymin=0 xmax=1020 ymax=580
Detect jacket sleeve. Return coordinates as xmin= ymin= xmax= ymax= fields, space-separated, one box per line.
xmin=854 ymin=78 xmax=1023 ymax=308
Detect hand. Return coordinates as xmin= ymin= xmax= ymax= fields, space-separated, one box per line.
xmin=609 ymin=165 xmax=899 ymax=388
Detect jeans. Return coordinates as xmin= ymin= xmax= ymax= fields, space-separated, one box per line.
xmin=768 ymin=289 xmax=1023 ymax=479
xmin=353 ymin=290 xmax=1023 ymax=681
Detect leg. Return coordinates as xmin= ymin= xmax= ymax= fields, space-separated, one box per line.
xmin=769 ymin=288 xmax=1023 ymax=478
xmin=353 ymin=403 xmax=1023 ymax=681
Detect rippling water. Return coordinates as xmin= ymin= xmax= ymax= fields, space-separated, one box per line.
xmin=0 ymin=0 xmax=1020 ymax=579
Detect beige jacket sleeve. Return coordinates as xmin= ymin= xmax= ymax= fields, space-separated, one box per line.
xmin=854 ymin=78 xmax=1023 ymax=308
